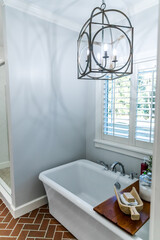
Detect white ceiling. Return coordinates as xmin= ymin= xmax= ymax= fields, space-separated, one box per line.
xmin=23 ymin=0 xmax=157 ymax=27
xmin=0 ymin=0 xmax=158 ymax=40
xmin=26 ymin=0 xmax=139 ymax=14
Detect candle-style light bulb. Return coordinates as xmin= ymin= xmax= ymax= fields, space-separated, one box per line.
xmin=113 ymin=48 xmax=117 ymax=56
xmin=104 ymin=44 xmax=108 ymax=52
xmin=86 ymin=49 xmax=90 ymax=62
xmin=112 ymin=48 xmax=118 ymax=62
xmin=103 ymin=44 xmax=109 ymax=65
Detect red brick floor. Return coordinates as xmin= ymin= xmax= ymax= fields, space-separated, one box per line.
xmin=0 ymin=199 xmax=77 ymax=240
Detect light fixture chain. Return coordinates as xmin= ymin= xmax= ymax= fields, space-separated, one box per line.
xmin=101 ymin=0 xmax=106 ymax=10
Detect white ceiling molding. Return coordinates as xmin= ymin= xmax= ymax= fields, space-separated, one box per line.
xmin=2 ymin=0 xmax=80 ymax=32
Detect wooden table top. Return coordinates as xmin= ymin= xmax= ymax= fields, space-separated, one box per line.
xmin=93 ymin=181 xmax=150 ymax=235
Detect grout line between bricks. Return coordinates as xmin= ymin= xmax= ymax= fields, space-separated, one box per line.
xmin=5 ymin=216 xmax=13 ymax=229
xmin=16 ymin=223 xmax=25 ymax=239
xmin=26 ymin=229 xmax=30 ymax=239
xmin=39 ymin=213 xmax=45 ymax=230
xmin=52 ymin=223 xmax=57 ymax=239
xmin=10 ymin=223 xmax=17 ymax=235
xmin=33 ymin=208 xmax=40 ymax=224
xmin=2 ymin=211 xmax=9 ymax=223
xmin=44 ymin=218 xmax=51 ymax=238
xmin=62 ymin=231 xmax=65 ymax=240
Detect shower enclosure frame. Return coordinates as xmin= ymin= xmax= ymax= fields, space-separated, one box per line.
xmin=0 ymin=1 xmax=13 ymax=207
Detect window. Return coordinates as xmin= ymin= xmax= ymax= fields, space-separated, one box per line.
xmin=95 ymin=59 xmax=156 ymax=158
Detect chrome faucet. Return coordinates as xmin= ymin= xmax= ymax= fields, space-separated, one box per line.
xmin=110 ymin=162 xmax=125 ymax=176
xmin=99 ymin=161 xmax=109 ymax=170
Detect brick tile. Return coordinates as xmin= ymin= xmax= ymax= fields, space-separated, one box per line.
xmin=7 ymin=218 xmax=18 ymax=229
xmin=0 ymin=208 xmax=9 ymax=217
xmin=23 ymin=224 xmax=40 ymax=230
xmin=0 ymin=204 xmax=5 ymax=212
xmin=0 ymin=223 xmax=7 ymax=229
xmin=29 ymin=208 xmax=39 ymax=218
xmin=63 ymin=232 xmax=76 ymax=239
xmin=11 ymin=224 xmax=23 ymax=236
xmin=50 ymin=219 xmax=60 ymax=224
xmin=46 ymin=225 xmax=56 ymax=238
xmin=36 ymin=239 xmax=52 ymax=240
xmin=0 ymin=238 xmax=17 ymax=240
xmin=54 ymin=231 xmax=63 ymax=240
xmin=0 ymin=218 xmax=3 ymax=223
xmin=21 ymin=213 xmax=30 ymax=217
xmin=28 ymin=230 xmax=45 ymax=237
xmin=44 ymin=213 xmax=53 ymax=218
xmin=39 ymin=208 xmax=49 ymax=213
xmin=34 ymin=214 xmax=44 ymax=224
xmin=19 ymin=218 xmax=34 ymax=224
xmin=57 ymin=225 xmax=68 ymax=231
xmin=0 ymin=199 xmax=3 ymax=205
xmin=39 ymin=219 xmax=49 ymax=230
xmin=41 ymin=204 xmax=48 ymax=208
xmin=3 ymin=213 xmax=12 ymax=223
xmin=17 ymin=230 xmax=29 ymax=240
xmin=0 ymin=229 xmax=12 ymax=236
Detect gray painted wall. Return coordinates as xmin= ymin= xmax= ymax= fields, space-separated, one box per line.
xmin=5 ymin=7 xmax=86 ymax=207
xmin=86 ymin=6 xmax=158 ymax=175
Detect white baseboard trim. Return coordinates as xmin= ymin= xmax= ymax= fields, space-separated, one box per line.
xmin=11 ymin=195 xmax=48 ymax=218
xmin=0 ymin=161 xmax=10 ymax=169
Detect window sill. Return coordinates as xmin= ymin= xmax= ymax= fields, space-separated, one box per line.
xmin=94 ymin=139 xmax=152 ymax=159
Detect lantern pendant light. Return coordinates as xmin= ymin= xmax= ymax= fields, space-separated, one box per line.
xmin=77 ymin=0 xmax=134 ymax=80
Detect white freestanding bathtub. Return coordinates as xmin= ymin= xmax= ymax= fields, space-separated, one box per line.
xmin=39 ymin=159 xmax=149 ymax=240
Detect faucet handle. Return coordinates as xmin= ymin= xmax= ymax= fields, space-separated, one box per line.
xmin=129 ymin=172 xmax=137 ymax=179
xmin=99 ymin=161 xmax=109 ymax=170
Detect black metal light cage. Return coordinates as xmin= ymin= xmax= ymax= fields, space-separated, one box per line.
xmin=77 ymin=3 xmax=134 ymax=80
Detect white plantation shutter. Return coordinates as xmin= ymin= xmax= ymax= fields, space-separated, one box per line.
xmin=104 ymin=77 xmax=131 ymax=139
xmin=103 ymin=59 xmax=156 ymax=147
